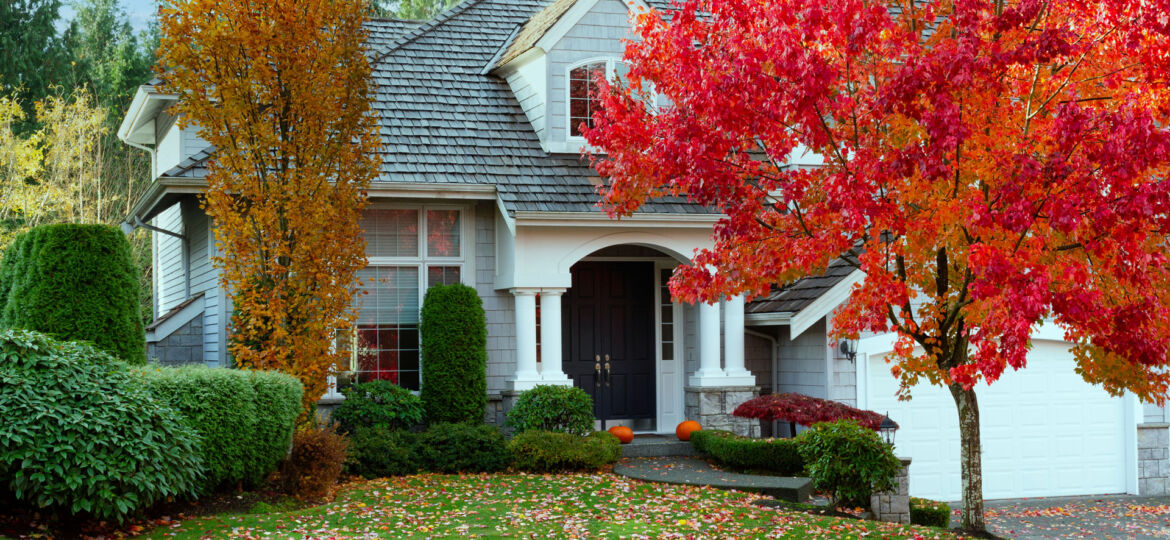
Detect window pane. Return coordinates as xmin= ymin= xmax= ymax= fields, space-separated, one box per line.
xmin=426 ymin=210 xmax=460 ymax=257
xmin=569 ymin=62 xmax=606 ymax=137
xmin=427 ymin=266 xmax=461 ymax=287
xmin=362 ymin=209 xmax=418 ymax=257
xmin=356 ymin=266 xmax=420 ymax=325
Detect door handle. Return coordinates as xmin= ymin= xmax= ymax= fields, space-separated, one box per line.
xmin=604 ymin=354 xmax=611 ymax=387
xmin=594 ymin=355 xmax=602 ymax=388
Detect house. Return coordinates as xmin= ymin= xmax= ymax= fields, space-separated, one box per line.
xmin=118 ymin=0 xmax=1170 ymax=503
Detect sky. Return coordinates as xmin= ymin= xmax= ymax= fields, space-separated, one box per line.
xmin=59 ymin=0 xmax=159 ymax=34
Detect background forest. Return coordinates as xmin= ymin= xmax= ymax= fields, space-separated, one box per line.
xmin=0 ymin=0 xmax=456 ymax=323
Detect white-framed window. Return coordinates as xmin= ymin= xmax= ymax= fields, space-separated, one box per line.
xmin=332 ymin=205 xmax=472 ymax=393
xmin=568 ymin=58 xmax=640 ymax=139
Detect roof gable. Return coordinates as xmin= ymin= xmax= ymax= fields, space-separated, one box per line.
xmin=494 ymin=0 xmax=651 ymax=71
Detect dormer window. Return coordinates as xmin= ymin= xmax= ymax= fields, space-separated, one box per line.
xmin=568 ymin=58 xmax=630 ymax=138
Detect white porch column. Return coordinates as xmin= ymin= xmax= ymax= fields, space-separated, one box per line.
xmin=508 ymin=289 xmax=543 ymax=391
xmin=539 ymin=289 xmax=572 ymax=385
xmin=690 ymin=300 xmax=727 ymax=386
xmin=721 ymin=294 xmax=755 ymax=385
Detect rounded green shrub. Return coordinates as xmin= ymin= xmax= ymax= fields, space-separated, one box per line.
xmin=139 ymin=365 xmax=302 ymax=493
xmin=689 ymin=429 xmax=804 ymax=476
xmin=0 ymin=224 xmax=145 ymax=364
xmin=508 ymin=430 xmax=621 ymax=473
xmin=910 ymin=497 xmax=951 ymax=527
xmin=0 ymin=330 xmax=202 ymax=522
xmin=505 ymin=385 xmax=594 ymax=436
xmin=420 ymin=284 xmax=487 ymax=424
xmin=797 ymin=419 xmax=901 ymax=507
xmin=330 ymin=380 xmax=424 ymax=434
xmin=345 ymin=426 xmax=418 ymax=478
xmin=413 ymin=423 xmax=509 ymax=473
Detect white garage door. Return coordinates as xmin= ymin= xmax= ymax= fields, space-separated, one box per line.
xmin=865 ymin=341 xmax=1129 ymax=501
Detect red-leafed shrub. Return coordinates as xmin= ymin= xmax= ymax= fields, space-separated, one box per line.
xmin=732 ymin=393 xmax=895 ymax=431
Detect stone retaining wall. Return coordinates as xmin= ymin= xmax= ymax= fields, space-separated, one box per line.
xmin=871 ymin=458 xmax=911 ymax=524
xmin=147 ymin=314 xmax=204 ymax=366
xmin=684 ymin=386 xmax=760 ymax=437
xmin=1139 ymin=423 xmax=1170 ymax=495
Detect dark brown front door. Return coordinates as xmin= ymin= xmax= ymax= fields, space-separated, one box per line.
xmin=562 ymin=261 xmax=656 ymax=424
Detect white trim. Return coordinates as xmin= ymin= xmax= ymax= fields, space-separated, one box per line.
xmin=145 ymin=294 xmax=205 ymax=344
xmin=514 ymin=211 xmax=721 ymax=227
xmin=564 ymin=57 xmax=622 ymax=141
xmin=1126 ymin=391 xmax=1140 ymax=494
xmin=367 ymin=183 xmax=497 ymax=200
xmin=744 ymin=312 xmax=793 ymax=326
xmin=790 ymin=269 xmax=864 ymax=339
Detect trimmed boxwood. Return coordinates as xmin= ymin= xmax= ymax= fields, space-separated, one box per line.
xmin=505 ymin=385 xmax=594 ymax=436
xmin=330 ymin=380 xmax=424 ymax=434
xmin=420 ymin=284 xmax=487 ymax=424
xmin=413 ymin=423 xmax=509 ymax=473
xmin=690 ymin=429 xmax=804 ymax=476
xmin=345 ymin=426 xmax=418 ymax=478
xmin=0 ymin=224 xmax=145 ymax=364
xmin=508 ymin=430 xmax=621 ymax=473
xmin=138 ymin=365 xmax=302 ymax=493
xmin=910 ymin=497 xmax=951 ymax=527
xmin=0 ymin=330 xmax=202 ymax=522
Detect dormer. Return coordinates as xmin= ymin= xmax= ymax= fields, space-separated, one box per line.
xmin=490 ymin=0 xmax=650 ymax=154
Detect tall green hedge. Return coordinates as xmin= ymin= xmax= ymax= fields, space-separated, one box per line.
xmin=138 ymin=365 xmax=302 ymax=493
xmin=0 ymin=224 xmax=145 ymax=364
xmin=420 ymin=283 xmax=486 ymax=424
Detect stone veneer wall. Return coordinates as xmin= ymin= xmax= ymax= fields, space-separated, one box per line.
xmin=147 ymin=314 xmax=205 ymax=367
xmin=871 ymin=458 xmax=911 ymax=524
xmin=1139 ymin=423 xmax=1170 ymax=495
xmin=684 ymin=386 xmax=760 ymax=437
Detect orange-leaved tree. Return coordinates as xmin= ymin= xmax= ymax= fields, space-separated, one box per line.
xmin=158 ymin=0 xmax=380 ymax=416
xmin=587 ymin=0 xmax=1170 ymax=531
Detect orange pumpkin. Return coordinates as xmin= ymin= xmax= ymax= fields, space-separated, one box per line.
xmin=608 ymin=425 xmax=634 ymax=444
xmin=676 ymin=420 xmax=702 ymax=441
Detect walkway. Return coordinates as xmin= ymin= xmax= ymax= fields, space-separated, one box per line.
xmin=613 ymin=456 xmax=812 ymax=502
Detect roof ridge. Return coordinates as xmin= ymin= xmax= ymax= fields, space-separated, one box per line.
xmin=373 ymin=0 xmax=489 ymax=62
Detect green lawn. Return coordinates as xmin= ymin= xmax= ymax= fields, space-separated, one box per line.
xmin=138 ymin=473 xmax=956 ymax=539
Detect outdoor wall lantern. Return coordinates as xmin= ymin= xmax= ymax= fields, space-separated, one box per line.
xmin=838 ymin=339 xmax=858 ymax=363
xmin=879 ymin=413 xmax=898 ymax=448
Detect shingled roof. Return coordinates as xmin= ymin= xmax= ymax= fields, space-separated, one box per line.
xmin=746 ymin=256 xmax=860 ymax=315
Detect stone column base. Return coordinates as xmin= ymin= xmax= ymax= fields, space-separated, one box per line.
xmin=684 ymin=385 xmax=760 ymax=437
xmin=1139 ymin=424 xmax=1170 ymax=495
xmin=871 ymin=458 xmax=911 ymax=524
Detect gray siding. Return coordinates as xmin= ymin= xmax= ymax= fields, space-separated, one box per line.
xmin=745 ymin=332 xmax=773 ymax=393
xmin=184 ymin=204 xmax=222 ymax=367
xmin=775 ymin=319 xmax=829 ymax=399
xmin=546 ymin=0 xmax=630 ymax=142
xmin=475 ymin=202 xmax=514 ymax=394
xmin=1146 ymin=403 xmax=1168 ymax=424
xmin=154 ymin=203 xmax=185 ymax=312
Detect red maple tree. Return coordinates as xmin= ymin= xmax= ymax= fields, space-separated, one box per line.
xmin=586 ymin=0 xmax=1170 ymax=531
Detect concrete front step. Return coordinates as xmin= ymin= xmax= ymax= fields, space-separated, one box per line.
xmin=620 ymin=436 xmax=699 ymax=458
xmin=614 ymin=456 xmax=813 ymax=503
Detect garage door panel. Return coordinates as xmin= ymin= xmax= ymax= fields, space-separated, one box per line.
xmin=867 ymin=342 xmax=1128 ymax=501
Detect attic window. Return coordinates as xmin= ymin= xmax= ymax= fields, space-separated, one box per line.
xmin=569 ymin=61 xmax=608 ymax=137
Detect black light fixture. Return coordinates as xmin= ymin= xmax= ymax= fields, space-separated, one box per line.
xmin=838 ymin=339 xmax=858 ymax=363
xmin=879 ymin=413 xmax=898 ymax=448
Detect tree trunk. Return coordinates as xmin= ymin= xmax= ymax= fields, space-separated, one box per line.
xmin=948 ymin=384 xmax=986 ymax=532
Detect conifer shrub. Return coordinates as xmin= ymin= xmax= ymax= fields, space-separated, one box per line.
xmin=0 ymin=224 xmax=145 ymax=364
xmin=508 ymin=430 xmax=621 ymax=473
xmin=139 ymin=365 xmax=302 ymax=493
xmin=0 ymin=330 xmax=202 ymax=522
xmin=345 ymin=426 xmax=418 ymax=478
xmin=420 ymin=283 xmax=487 ymax=424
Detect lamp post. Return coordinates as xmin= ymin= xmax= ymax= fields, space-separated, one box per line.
xmin=879 ymin=413 xmax=898 ymax=448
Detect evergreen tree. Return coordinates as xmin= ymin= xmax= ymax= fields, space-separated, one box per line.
xmin=0 ymin=0 xmax=69 ymax=130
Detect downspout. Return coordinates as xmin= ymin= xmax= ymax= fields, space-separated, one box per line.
xmin=745 ymin=328 xmax=779 ymax=435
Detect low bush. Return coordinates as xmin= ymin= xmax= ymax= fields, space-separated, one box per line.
xmin=0 ymin=330 xmax=202 ymax=522
xmin=281 ymin=427 xmax=348 ymax=501
xmin=505 ymin=385 xmax=594 ymax=436
xmin=420 ymin=284 xmax=487 ymax=424
xmin=139 ymin=365 xmax=302 ymax=493
xmin=689 ymin=429 xmax=804 ymax=476
xmin=346 ymin=426 xmax=418 ymax=478
xmin=798 ymin=420 xmax=901 ymax=507
xmin=508 ymin=430 xmax=621 ymax=473
xmin=413 ymin=423 xmax=509 ymax=473
xmin=910 ymin=497 xmax=951 ymax=527
xmin=330 ymin=380 xmax=424 ymax=434
xmin=0 ymin=224 xmax=145 ymax=364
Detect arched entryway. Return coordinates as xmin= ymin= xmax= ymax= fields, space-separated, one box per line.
xmin=561 ymin=245 xmax=683 ymax=432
